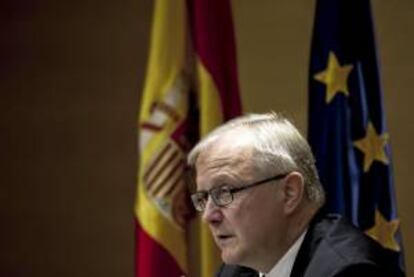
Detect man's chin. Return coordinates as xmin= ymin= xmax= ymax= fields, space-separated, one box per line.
xmin=221 ymin=253 xmax=237 ymax=265
xmin=221 ymin=248 xmax=243 ymax=265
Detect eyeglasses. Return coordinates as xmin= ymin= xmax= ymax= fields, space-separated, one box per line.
xmin=190 ymin=173 xmax=289 ymax=212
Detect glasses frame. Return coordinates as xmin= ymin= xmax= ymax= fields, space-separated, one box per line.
xmin=191 ymin=172 xmax=289 ymax=212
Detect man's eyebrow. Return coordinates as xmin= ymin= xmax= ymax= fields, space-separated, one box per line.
xmin=197 ymin=178 xmax=229 ymax=192
xmin=206 ymin=179 xmax=243 ymax=194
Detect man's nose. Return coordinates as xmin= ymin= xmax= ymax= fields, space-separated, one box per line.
xmin=202 ymin=197 xmax=223 ymax=224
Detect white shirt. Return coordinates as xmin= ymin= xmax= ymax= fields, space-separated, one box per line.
xmin=259 ymin=230 xmax=307 ymax=277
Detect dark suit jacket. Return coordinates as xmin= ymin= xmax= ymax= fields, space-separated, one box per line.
xmin=217 ymin=214 xmax=404 ymax=277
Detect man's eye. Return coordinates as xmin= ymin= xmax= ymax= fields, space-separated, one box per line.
xmin=219 ymin=185 xmax=231 ymax=191
xmin=216 ymin=186 xmax=231 ymax=196
xmin=198 ymin=193 xmax=207 ymax=201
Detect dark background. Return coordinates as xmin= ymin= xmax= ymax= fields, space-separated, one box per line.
xmin=1 ymin=0 xmax=152 ymax=276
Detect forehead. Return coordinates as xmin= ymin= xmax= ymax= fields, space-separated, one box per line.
xmin=195 ymin=129 xmax=256 ymax=188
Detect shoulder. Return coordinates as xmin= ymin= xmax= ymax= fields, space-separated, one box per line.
xmin=315 ymin=215 xmax=394 ymax=263
xmin=299 ymin=214 xmax=403 ymax=276
xmin=332 ymin=263 xmax=404 ymax=277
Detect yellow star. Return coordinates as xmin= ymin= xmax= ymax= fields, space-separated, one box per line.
xmin=314 ymin=51 xmax=354 ymax=103
xmin=353 ymin=122 xmax=389 ymax=172
xmin=365 ymin=210 xmax=401 ymax=252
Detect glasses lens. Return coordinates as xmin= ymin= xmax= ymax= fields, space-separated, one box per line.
xmin=212 ymin=186 xmax=233 ymax=207
xmin=191 ymin=192 xmax=207 ymax=212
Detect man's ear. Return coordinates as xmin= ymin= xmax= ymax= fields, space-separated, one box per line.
xmin=282 ymin=172 xmax=305 ymax=215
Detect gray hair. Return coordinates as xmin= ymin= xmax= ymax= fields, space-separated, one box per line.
xmin=187 ymin=112 xmax=325 ymax=207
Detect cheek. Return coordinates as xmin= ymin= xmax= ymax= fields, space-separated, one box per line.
xmin=228 ymin=198 xmax=264 ymax=236
xmin=224 ymin=189 xmax=284 ymax=235
xmin=238 ymin=191 xmax=284 ymax=235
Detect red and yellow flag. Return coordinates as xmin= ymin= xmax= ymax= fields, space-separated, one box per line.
xmin=135 ymin=0 xmax=241 ymax=276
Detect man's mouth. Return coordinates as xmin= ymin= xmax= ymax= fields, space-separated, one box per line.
xmin=215 ymin=234 xmax=234 ymax=244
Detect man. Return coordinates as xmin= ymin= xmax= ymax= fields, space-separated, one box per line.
xmin=187 ymin=112 xmax=403 ymax=277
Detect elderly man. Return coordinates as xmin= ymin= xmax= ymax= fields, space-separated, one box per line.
xmin=187 ymin=113 xmax=402 ymax=277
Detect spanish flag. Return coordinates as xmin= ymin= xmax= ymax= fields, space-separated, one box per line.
xmin=135 ymin=0 xmax=242 ymax=276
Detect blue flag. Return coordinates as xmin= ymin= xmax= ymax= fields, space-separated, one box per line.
xmin=307 ymin=0 xmax=405 ymax=273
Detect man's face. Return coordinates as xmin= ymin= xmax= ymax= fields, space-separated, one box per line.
xmin=195 ymin=131 xmax=288 ymax=269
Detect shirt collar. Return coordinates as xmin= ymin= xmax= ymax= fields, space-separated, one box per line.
xmin=260 ymin=229 xmax=307 ymax=277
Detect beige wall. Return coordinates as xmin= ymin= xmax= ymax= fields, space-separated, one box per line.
xmin=233 ymin=0 xmax=413 ymax=275
xmin=0 ymin=0 xmax=411 ymax=276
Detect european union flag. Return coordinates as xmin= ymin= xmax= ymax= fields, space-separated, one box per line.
xmin=307 ymin=0 xmax=405 ymax=273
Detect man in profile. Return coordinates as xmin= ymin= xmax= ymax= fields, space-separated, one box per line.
xmin=187 ymin=112 xmax=403 ymax=277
